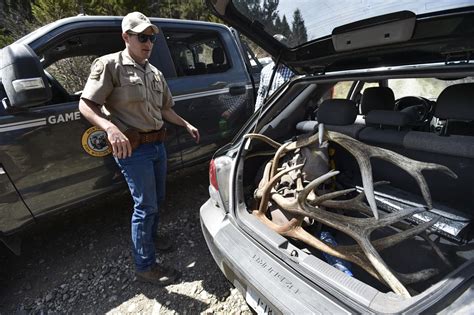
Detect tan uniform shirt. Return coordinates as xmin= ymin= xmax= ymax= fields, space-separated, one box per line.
xmin=81 ymin=49 xmax=174 ymax=132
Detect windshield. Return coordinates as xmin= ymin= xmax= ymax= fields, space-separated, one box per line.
xmin=233 ymin=0 xmax=473 ymax=47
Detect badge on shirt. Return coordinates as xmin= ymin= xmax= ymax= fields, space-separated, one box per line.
xmin=90 ymin=60 xmax=105 ymax=80
xmin=152 ymin=73 xmax=162 ymax=91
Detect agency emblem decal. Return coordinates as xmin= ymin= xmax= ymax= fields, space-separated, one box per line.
xmin=82 ymin=126 xmax=111 ymax=157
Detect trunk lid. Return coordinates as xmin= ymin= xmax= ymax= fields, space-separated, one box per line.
xmin=207 ymin=0 xmax=474 ymax=74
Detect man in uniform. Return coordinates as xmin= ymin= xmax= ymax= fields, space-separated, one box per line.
xmin=79 ymin=12 xmax=199 ymax=286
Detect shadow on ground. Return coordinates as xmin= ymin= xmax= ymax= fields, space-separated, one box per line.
xmin=0 ymin=162 xmax=236 ymax=314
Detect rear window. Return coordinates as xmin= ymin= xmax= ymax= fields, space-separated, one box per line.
xmin=388 ymin=78 xmax=474 ymax=100
xmin=163 ymin=29 xmax=230 ymax=77
xmin=233 ymin=0 xmax=472 ymax=47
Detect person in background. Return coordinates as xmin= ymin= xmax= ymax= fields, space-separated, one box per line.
xmin=254 ymin=34 xmax=294 ymax=112
xmin=79 ymin=12 xmax=199 ymax=286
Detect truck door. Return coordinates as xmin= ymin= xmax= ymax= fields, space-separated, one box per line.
xmin=0 ymin=30 xmax=127 ymax=220
xmin=160 ymin=24 xmax=255 ymax=166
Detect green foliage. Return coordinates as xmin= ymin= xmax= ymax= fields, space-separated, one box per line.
xmin=86 ymin=0 xmax=155 ymax=16
xmin=280 ymin=15 xmax=291 ymax=38
xmin=31 ymin=0 xmax=82 ymax=24
xmin=234 ymin=0 xmax=263 ymax=22
xmin=261 ymin=0 xmax=279 ymax=32
xmin=291 ymin=8 xmax=307 ymax=46
xmin=233 ymin=0 xmax=308 ymax=46
xmin=176 ymin=0 xmax=217 ymax=21
xmin=157 ymin=0 xmax=218 ymax=21
xmin=0 ymin=28 xmax=14 ymax=48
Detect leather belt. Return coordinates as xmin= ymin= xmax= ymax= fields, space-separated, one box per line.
xmin=124 ymin=128 xmax=166 ymax=150
xmin=139 ymin=129 xmax=167 ymax=144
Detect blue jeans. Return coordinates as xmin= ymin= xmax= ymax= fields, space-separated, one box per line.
xmin=114 ymin=142 xmax=167 ymax=271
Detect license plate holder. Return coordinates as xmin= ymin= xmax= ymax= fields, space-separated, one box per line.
xmin=245 ymin=287 xmax=275 ymax=315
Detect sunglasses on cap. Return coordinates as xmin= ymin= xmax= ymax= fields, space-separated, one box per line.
xmin=127 ymin=32 xmax=157 ymax=43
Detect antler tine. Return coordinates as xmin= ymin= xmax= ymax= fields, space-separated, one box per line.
xmin=313 ymin=188 xmax=356 ymax=204
xmin=298 ymin=170 xmax=340 ymax=207
xmin=270 ymin=142 xmax=291 ymax=178
xmin=357 ymin=236 xmax=411 ymax=297
xmin=325 ymin=131 xmax=457 ymax=217
xmin=244 ymin=133 xmax=282 ymax=149
xmin=258 ymin=163 xmax=304 ymax=214
xmin=368 ymin=148 xmax=457 ymax=209
xmin=371 ymin=207 xmax=426 ymax=230
xmin=320 ymin=181 xmax=389 ymax=214
xmin=371 ymin=217 xmax=439 ymax=251
xmin=254 ymin=161 xmax=272 ymax=200
xmin=322 ymin=132 xmax=379 ymax=219
xmin=396 ymin=269 xmax=439 ymax=285
xmin=421 ymin=233 xmax=453 ymax=268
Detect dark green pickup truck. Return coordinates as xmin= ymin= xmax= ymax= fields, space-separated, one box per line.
xmin=0 ymin=16 xmax=262 ymax=254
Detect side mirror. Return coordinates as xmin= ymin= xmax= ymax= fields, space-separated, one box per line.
xmin=0 ymin=43 xmax=51 ymax=109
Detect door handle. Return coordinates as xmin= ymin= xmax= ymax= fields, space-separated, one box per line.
xmin=229 ymin=85 xmax=246 ymax=95
xmin=212 ymin=81 xmax=227 ymax=88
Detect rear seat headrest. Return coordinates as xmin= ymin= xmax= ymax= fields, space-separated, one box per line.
xmin=317 ymin=99 xmax=357 ymax=125
xmin=360 ymin=87 xmax=395 ymax=114
xmin=435 ymin=83 xmax=474 ymax=120
xmin=212 ymin=47 xmax=225 ymax=65
xmin=365 ymin=110 xmax=414 ymax=127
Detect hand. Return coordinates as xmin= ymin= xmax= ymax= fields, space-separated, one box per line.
xmin=185 ymin=123 xmax=200 ymax=143
xmin=106 ymin=125 xmax=132 ymax=159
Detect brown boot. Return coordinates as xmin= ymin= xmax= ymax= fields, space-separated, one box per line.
xmin=136 ymin=264 xmax=181 ymax=286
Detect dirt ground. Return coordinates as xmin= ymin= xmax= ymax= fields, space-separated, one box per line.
xmin=0 ymin=163 xmax=252 ymax=314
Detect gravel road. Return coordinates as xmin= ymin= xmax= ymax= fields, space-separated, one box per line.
xmin=0 ymin=163 xmax=252 ymax=314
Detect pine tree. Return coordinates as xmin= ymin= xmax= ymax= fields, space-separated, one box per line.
xmin=291 ymin=8 xmax=307 ymax=46
xmin=280 ymin=15 xmax=291 ymax=38
xmin=234 ymin=0 xmax=263 ymax=22
xmin=178 ymin=0 xmax=219 ymax=21
xmin=274 ymin=15 xmax=282 ymax=33
xmin=261 ymin=0 xmax=279 ymax=33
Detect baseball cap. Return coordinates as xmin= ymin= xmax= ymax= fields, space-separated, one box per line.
xmin=122 ymin=12 xmax=159 ymax=34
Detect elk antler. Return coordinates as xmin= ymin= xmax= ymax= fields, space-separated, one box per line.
xmin=246 ymin=131 xmax=456 ymax=297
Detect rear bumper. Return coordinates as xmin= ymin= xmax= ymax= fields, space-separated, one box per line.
xmin=199 ymin=198 xmax=353 ymax=314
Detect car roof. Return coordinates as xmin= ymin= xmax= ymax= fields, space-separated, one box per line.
xmin=15 ymin=15 xmax=229 ymax=46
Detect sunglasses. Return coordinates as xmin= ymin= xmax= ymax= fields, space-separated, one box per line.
xmin=128 ymin=32 xmax=157 ymax=43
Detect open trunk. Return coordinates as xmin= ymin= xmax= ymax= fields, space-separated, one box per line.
xmin=235 ymin=71 xmax=473 ymax=309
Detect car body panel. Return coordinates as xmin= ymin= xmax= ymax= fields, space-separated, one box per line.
xmin=200 ymin=199 xmax=355 ymax=314
xmin=0 ymin=166 xmax=34 ymax=234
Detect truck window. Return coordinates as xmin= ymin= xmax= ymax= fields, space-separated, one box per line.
xmin=162 ymin=29 xmax=230 ymax=76
xmin=38 ymin=31 xmax=124 ymax=104
xmin=46 ymin=55 xmax=96 ymax=95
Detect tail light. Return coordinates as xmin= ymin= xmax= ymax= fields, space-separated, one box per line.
xmin=209 ymin=159 xmax=219 ymax=190
xmin=208 ymin=156 xmax=233 ymax=211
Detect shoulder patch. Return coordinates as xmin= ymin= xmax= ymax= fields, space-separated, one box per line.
xmin=90 ymin=60 xmax=105 ymax=80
